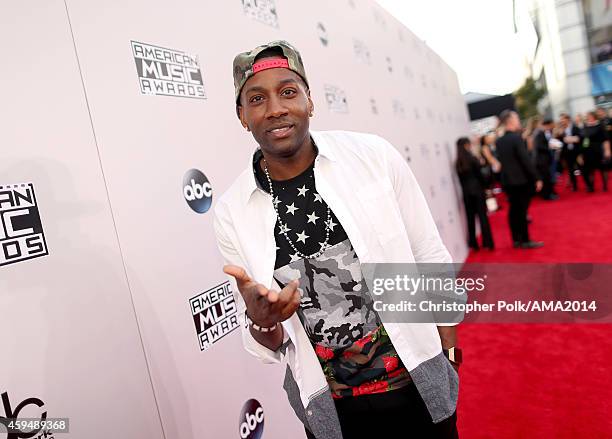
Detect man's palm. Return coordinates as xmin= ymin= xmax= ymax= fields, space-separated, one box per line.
xmin=223 ymin=264 xmax=301 ymax=327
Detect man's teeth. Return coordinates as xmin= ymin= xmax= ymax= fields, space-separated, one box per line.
xmin=271 ymin=126 xmax=290 ymax=132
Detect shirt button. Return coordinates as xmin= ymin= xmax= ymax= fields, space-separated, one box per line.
xmin=307 ymin=410 xmax=313 ymax=416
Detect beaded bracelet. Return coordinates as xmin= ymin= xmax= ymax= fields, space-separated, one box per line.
xmin=245 ymin=314 xmax=280 ymax=333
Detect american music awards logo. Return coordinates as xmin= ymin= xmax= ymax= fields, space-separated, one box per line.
xmin=0 ymin=183 xmax=48 ymax=268
xmin=372 ymin=7 xmax=387 ymax=29
xmin=324 ymin=85 xmax=348 ymax=113
xmin=392 ymin=100 xmax=405 ymax=119
xmin=440 ymin=176 xmax=449 ymax=190
xmin=189 ymin=281 xmax=239 ymax=352
xmin=317 ymin=22 xmax=328 ymax=46
xmin=445 ymin=142 xmax=453 ymax=164
xmin=403 ymin=146 xmax=411 ymax=163
xmin=427 ymin=107 xmax=434 ymax=120
xmin=420 ymin=73 xmax=428 ymax=88
xmin=404 ymin=65 xmax=413 ymax=80
xmin=241 ymin=0 xmax=278 ymax=28
xmin=435 ymin=220 xmax=444 ymax=235
xmin=353 ymin=39 xmax=371 ymax=64
xmin=131 ymin=41 xmax=206 ymax=99
xmin=370 ymin=98 xmax=378 ymax=115
xmin=420 ymin=143 xmax=430 ymax=160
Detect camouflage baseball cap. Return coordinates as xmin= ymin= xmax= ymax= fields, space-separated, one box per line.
xmin=233 ymin=40 xmax=309 ymax=103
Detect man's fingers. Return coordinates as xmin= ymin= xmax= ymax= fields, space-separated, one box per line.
xmin=223 ymin=265 xmax=251 ymax=286
xmin=281 ymin=288 xmax=302 ymax=316
xmin=256 ymin=284 xmax=268 ymax=297
xmin=267 ymin=289 xmax=280 ymax=303
xmin=278 ymin=279 xmax=299 ymax=302
xmin=243 ymin=284 xmax=270 ymax=305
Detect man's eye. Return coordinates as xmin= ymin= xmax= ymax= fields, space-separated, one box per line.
xmin=282 ymin=89 xmax=296 ymax=96
xmin=249 ymin=95 xmax=263 ymax=103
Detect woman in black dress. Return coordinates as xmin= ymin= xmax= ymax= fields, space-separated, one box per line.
xmin=579 ymin=111 xmax=611 ymax=192
xmin=455 ymin=137 xmax=494 ymax=250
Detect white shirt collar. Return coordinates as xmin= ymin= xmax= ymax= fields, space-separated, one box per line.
xmin=239 ymin=130 xmax=337 ymax=205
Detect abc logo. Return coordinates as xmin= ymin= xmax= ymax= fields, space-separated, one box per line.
xmin=238 ymin=399 xmax=264 ymax=439
xmin=317 ymin=22 xmax=328 ymax=46
xmin=183 ymin=169 xmax=212 ymax=214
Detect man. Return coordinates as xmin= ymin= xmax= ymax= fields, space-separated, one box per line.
xmin=559 ymin=113 xmax=581 ymax=192
xmin=213 ymin=41 xmax=460 ymax=439
xmin=495 ymin=110 xmax=544 ymax=249
xmin=596 ymin=107 xmax=612 ymax=135
xmin=533 ymin=119 xmax=558 ymax=200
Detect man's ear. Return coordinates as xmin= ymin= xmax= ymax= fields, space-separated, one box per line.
xmin=307 ymin=92 xmax=314 ymax=117
xmin=237 ymin=104 xmax=250 ymax=131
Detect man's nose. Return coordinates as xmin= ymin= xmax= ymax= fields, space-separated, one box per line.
xmin=266 ymin=96 xmax=288 ymax=118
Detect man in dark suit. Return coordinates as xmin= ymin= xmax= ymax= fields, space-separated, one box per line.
xmin=533 ymin=119 xmax=558 ymax=199
xmin=559 ymin=113 xmax=581 ymax=191
xmin=495 ymin=110 xmax=544 ymax=249
xmin=596 ymin=107 xmax=612 ymax=135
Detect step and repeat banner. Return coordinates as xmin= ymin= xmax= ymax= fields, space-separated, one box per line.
xmin=1 ymin=1 xmax=470 ymax=438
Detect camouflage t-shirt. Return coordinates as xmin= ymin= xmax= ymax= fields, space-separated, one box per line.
xmin=253 ymin=148 xmax=412 ymax=398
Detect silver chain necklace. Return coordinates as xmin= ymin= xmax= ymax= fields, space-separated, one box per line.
xmin=263 ymin=159 xmax=332 ymax=259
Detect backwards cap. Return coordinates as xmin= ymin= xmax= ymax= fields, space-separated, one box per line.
xmin=232 ymin=40 xmax=309 ymax=104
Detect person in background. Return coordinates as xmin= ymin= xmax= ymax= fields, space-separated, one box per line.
xmin=520 ymin=115 xmax=541 ymax=224
xmin=550 ymin=122 xmax=564 ymax=188
xmin=480 ymin=133 xmax=502 ymax=174
xmin=471 ymin=135 xmax=493 ymax=190
xmin=523 ymin=115 xmax=541 ymax=164
xmin=479 ymin=133 xmax=502 ymax=210
xmin=596 ymin=107 xmax=612 ymax=137
xmin=580 ymin=111 xmax=611 ymax=192
xmin=574 ymin=113 xmax=584 ymax=130
xmin=559 ymin=113 xmax=581 ymax=192
xmin=496 ymin=110 xmax=544 ymax=249
xmin=456 ymin=137 xmax=495 ymax=251
xmin=495 ymin=119 xmax=506 ymax=139
xmin=533 ymin=119 xmax=558 ymax=200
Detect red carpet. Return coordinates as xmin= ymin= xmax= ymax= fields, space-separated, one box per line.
xmin=457 ymin=174 xmax=612 ymax=438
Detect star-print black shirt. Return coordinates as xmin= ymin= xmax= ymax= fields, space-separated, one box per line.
xmin=253 ymin=146 xmax=412 ymax=398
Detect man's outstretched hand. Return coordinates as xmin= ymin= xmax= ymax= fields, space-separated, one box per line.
xmin=223 ymin=264 xmax=301 ymax=327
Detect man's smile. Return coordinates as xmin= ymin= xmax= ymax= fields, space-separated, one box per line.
xmin=266 ymin=123 xmax=295 ymax=139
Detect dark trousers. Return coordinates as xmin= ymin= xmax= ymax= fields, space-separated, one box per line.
xmin=505 ymin=184 xmax=532 ymax=244
xmin=305 ymin=384 xmax=458 ymax=439
xmin=582 ymin=153 xmax=608 ymax=192
xmin=536 ymin=162 xmax=554 ymax=198
xmin=463 ymin=193 xmax=494 ymax=249
xmin=564 ymin=150 xmax=579 ymax=190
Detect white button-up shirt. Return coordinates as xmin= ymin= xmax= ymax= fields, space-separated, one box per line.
xmin=213 ymin=130 xmax=458 ymax=430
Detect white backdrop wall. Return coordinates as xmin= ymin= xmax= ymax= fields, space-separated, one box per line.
xmin=1 ymin=1 xmax=470 ymax=439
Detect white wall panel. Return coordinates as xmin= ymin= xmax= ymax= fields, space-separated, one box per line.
xmin=0 ymin=2 xmax=165 ymax=438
